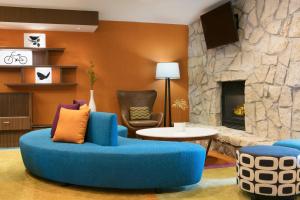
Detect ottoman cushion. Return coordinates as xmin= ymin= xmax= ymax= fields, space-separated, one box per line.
xmin=274 ymin=140 xmax=300 ymax=151
xmin=237 ymin=145 xmax=300 ymax=197
xmin=241 ymin=145 xmax=300 ymax=157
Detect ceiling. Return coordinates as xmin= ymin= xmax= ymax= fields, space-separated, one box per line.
xmin=0 ymin=0 xmax=226 ymax=25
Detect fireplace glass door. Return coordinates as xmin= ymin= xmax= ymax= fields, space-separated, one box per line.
xmin=221 ymin=81 xmax=245 ymax=130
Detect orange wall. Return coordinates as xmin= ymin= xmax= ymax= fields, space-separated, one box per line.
xmin=0 ymin=21 xmax=189 ymax=125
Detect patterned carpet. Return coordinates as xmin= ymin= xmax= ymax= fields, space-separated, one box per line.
xmin=0 ymin=149 xmax=253 ymax=200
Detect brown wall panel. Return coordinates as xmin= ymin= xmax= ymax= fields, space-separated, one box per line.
xmin=0 ymin=6 xmax=98 ymax=25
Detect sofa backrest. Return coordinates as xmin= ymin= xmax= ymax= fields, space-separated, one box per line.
xmin=86 ymin=112 xmax=118 ymax=146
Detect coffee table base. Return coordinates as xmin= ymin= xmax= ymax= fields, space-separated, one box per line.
xmin=206 ymin=138 xmax=213 ymax=158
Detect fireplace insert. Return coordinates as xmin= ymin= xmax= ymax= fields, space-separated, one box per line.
xmin=221 ymin=81 xmax=245 ymax=130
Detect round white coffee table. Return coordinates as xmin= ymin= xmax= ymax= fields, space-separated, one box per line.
xmin=136 ymin=127 xmax=218 ymax=158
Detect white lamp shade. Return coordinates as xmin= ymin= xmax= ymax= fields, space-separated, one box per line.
xmin=156 ymin=62 xmax=180 ymax=79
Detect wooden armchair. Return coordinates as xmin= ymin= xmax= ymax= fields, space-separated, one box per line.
xmin=117 ymin=90 xmax=163 ymax=137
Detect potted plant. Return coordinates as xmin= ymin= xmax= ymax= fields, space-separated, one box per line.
xmin=172 ymin=98 xmax=188 ymax=131
xmin=87 ymin=62 xmax=97 ymax=112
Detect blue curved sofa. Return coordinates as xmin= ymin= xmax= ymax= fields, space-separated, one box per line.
xmin=20 ymin=112 xmax=206 ymax=189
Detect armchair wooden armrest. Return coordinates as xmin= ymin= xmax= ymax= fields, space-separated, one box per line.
xmin=151 ymin=112 xmax=164 ymax=127
xmin=121 ymin=114 xmax=139 ymax=137
xmin=121 ymin=114 xmax=132 ymax=128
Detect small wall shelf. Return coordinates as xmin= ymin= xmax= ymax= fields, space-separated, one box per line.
xmin=5 ymin=83 xmax=77 ymax=87
xmin=0 ymin=47 xmax=65 ymax=51
xmin=0 ymin=47 xmax=77 ymax=88
xmin=0 ymin=65 xmax=77 ymax=69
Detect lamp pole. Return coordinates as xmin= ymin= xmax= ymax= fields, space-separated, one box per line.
xmin=164 ymin=78 xmax=167 ymax=127
xmin=167 ymin=78 xmax=172 ymax=127
xmin=163 ymin=77 xmax=172 ymax=127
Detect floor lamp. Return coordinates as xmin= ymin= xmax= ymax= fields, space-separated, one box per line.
xmin=156 ymin=62 xmax=180 ymax=127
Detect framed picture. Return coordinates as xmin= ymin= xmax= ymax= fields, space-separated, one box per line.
xmin=0 ymin=50 xmax=32 ymax=65
xmin=24 ymin=33 xmax=46 ymax=48
xmin=35 ymin=67 xmax=52 ymax=84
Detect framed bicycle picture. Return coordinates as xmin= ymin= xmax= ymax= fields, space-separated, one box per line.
xmin=0 ymin=50 xmax=33 ymax=65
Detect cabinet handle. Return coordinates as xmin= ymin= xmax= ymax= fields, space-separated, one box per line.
xmin=2 ymin=121 xmax=10 ymax=124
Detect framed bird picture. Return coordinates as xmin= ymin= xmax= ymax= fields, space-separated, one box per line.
xmin=35 ymin=67 xmax=52 ymax=84
xmin=24 ymin=33 xmax=46 ymax=48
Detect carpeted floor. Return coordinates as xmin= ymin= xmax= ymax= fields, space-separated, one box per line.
xmin=157 ymin=167 xmax=248 ymax=200
xmin=0 ymin=149 xmax=254 ymax=200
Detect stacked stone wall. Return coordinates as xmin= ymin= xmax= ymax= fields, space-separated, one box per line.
xmin=189 ymin=0 xmax=300 ymax=139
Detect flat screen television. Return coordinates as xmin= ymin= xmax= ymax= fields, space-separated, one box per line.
xmin=201 ymin=1 xmax=239 ymax=49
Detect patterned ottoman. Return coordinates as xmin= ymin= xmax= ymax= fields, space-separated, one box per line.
xmin=236 ymin=145 xmax=300 ymax=200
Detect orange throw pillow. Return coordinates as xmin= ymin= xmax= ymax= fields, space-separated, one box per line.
xmin=80 ymin=104 xmax=89 ymax=110
xmin=53 ymin=107 xmax=90 ymax=144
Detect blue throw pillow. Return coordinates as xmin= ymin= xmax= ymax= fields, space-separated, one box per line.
xmin=86 ymin=112 xmax=118 ymax=146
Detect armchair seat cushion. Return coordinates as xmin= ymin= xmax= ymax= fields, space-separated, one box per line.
xmin=129 ymin=120 xmax=158 ymax=127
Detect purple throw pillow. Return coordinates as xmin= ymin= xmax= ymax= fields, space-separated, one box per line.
xmin=73 ymin=99 xmax=87 ymax=106
xmin=51 ymin=103 xmax=80 ymax=137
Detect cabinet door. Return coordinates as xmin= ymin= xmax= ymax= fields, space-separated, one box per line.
xmin=0 ymin=93 xmax=31 ymax=117
xmin=0 ymin=93 xmax=32 ymax=131
xmin=0 ymin=117 xmax=31 ymax=131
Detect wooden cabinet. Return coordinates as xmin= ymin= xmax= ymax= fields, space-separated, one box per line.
xmin=0 ymin=93 xmax=32 ymax=147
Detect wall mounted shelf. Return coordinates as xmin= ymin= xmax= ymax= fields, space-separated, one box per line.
xmin=0 ymin=47 xmax=65 ymax=51
xmin=0 ymin=47 xmax=77 ymax=88
xmin=5 ymin=83 xmax=77 ymax=87
xmin=0 ymin=65 xmax=77 ymax=69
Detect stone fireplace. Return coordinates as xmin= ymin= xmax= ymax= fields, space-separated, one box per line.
xmin=221 ymin=81 xmax=245 ymax=130
xmin=188 ymin=0 xmax=300 ymax=140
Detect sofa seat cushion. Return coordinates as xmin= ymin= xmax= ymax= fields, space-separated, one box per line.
xmin=19 ymin=128 xmax=205 ymax=189
xmin=129 ymin=120 xmax=158 ymax=127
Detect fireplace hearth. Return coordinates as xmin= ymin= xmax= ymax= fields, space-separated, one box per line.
xmin=221 ymin=81 xmax=245 ymax=130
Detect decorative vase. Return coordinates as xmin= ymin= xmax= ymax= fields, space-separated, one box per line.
xmin=89 ymin=90 xmax=96 ymax=112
